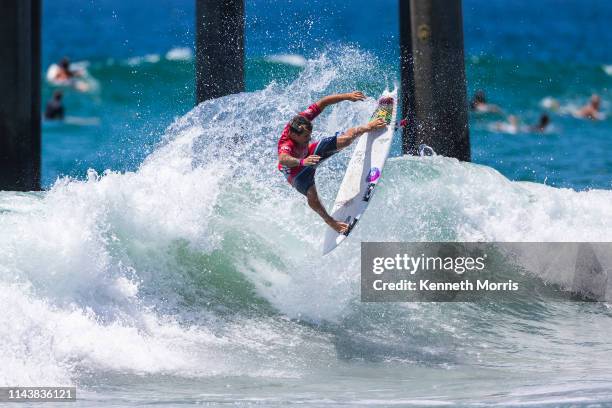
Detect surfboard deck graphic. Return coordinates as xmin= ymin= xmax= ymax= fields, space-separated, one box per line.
xmin=323 ymin=89 xmax=398 ymax=255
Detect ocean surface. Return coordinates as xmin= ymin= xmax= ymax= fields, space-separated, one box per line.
xmin=1 ymin=0 xmax=611 ymax=406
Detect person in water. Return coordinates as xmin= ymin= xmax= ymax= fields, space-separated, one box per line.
xmin=470 ymin=90 xmax=502 ymax=113
xmin=277 ymin=91 xmax=387 ymax=234
xmin=44 ymin=90 xmax=65 ymax=120
xmin=52 ymin=57 xmax=91 ymax=92
xmin=493 ymin=114 xmax=520 ymax=134
xmin=529 ymin=113 xmax=551 ymax=133
xmin=575 ymin=94 xmax=602 ymax=120
xmin=54 ymin=57 xmax=82 ymax=82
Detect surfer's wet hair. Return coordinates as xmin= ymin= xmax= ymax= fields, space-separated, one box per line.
xmin=289 ymin=115 xmax=313 ymax=135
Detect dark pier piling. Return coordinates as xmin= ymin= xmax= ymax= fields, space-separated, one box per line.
xmin=195 ymin=0 xmax=245 ymax=104
xmin=400 ymin=0 xmax=470 ymax=161
xmin=0 ymin=0 xmax=41 ymax=191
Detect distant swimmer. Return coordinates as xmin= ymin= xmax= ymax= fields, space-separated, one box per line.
xmin=470 ymin=90 xmax=502 ymax=114
xmin=575 ymin=94 xmax=602 ymax=120
xmin=48 ymin=57 xmax=90 ymax=92
xmin=529 ymin=113 xmax=551 ymax=133
xmin=493 ymin=115 xmax=519 ymax=134
xmin=277 ymin=91 xmax=387 ymax=234
xmin=54 ymin=57 xmax=82 ymax=82
xmin=493 ymin=113 xmax=551 ymax=134
xmin=44 ymin=90 xmax=65 ymax=120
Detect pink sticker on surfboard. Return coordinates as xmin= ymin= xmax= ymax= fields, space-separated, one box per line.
xmin=366 ymin=167 xmax=381 ymax=183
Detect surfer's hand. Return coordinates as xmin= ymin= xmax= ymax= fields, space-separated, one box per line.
xmin=329 ymin=220 xmax=349 ymax=234
xmin=302 ymin=155 xmax=321 ymax=166
xmin=346 ymin=91 xmax=366 ymax=102
xmin=366 ymin=118 xmax=387 ymax=130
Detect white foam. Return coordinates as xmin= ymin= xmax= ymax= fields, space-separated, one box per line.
xmin=0 ymin=282 xmax=321 ymax=385
xmin=165 ymin=47 xmax=193 ymax=61
xmin=2 ymin=46 xmax=612 ymax=386
xmin=539 ymin=96 xmax=560 ymax=111
xmin=265 ymin=54 xmax=307 ymax=67
xmin=126 ymin=54 xmax=161 ymax=66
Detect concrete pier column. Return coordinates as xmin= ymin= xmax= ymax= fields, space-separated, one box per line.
xmin=0 ymin=0 xmax=42 ymax=191
xmin=195 ymin=0 xmax=245 ymax=104
xmin=400 ymin=0 xmax=470 ymax=161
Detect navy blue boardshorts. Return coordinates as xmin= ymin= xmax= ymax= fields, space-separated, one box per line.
xmin=292 ymin=135 xmax=339 ymax=196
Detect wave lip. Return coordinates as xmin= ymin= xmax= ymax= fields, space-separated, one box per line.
xmin=4 ymin=47 xmax=612 ymax=398
xmin=265 ymin=54 xmax=307 ymax=67
xmin=126 ymin=54 xmax=161 ymax=66
xmin=165 ymin=47 xmax=193 ymax=61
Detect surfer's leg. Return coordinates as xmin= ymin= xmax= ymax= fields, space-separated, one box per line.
xmin=292 ymin=167 xmax=316 ymax=196
xmin=312 ymin=136 xmax=339 ymax=163
xmin=336 ymin=118 xmax=386 ymax=149
xmin=291 ymin=154 xmax=347 ymax=233
xmin=336 ymin=126 xmax=370 ymax=149
xmin=305 ymin=185 xmax=348 ymax=234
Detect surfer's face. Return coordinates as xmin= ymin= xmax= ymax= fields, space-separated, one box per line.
xmin=292 ymin=128 xmax=312 ymax=145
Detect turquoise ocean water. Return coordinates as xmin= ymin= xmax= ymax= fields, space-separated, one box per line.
xmin=1 ymin=0 xmax=611 ymax=406
xmin=41 ymin=0 xmax=612 ymax=190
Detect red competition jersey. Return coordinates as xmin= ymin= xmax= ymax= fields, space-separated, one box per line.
xmin=277 ymin=103 xmax=322 ymax=183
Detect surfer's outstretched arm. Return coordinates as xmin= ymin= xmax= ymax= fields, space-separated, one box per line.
xmin=316 ymin=91 xmax=365 ymax=111
xmin=336 ymin=118 xmax=387 ymax=149
xmin=306 ymin=186 xmax=348 ymax=234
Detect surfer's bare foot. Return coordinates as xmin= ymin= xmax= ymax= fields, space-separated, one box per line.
xmin=328 ymin=220 xmax=349 ymax=234
xmin=367 ymin=117 xmax=387 ymax=130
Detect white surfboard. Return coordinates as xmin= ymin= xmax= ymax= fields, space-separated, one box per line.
xmin=323 ymin=89 xmax=398 ymax=255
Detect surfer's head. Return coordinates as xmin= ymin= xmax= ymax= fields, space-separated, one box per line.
xmin=59 ymin=57 xmax=70 ymax=70
xmin=470 ymin=90 xmax=486 ymax=109
xmin=288 ymin=115 xmax=313 ymax=144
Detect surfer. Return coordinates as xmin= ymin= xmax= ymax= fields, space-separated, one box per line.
xmin=529 ymin=113 xmax=551 ymax=133
xmin=50 ymin=57 xmax=90 ymax=92
xmin=277 ymin=92 xmax=387 ymax=233
xmin=575 ymin=94 xmax=602 ymax=120
xmin=470 ymin=90 xmax=502 ymax=114
xmin=44 ymin=90 xmax=65 ymax=121
xmin=493 ymin=114 xmax=519 ymax=134
xmin=53 ymin=57 xmax=82 ymax=82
